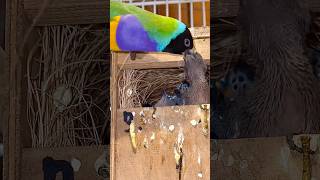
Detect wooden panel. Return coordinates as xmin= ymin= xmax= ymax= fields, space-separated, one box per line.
xmin=0 ymin=0 xmax=5 ymax=48
xmin=21 ymin=146 xmax=108 ymax=180
xmin=23 ymin=0 xmax=107 ymax=26
xmin=213 ymin=0 xmax=320 ymax=17
xmin=116 ymin=37 xmax=210 ymax=70
xmin=110 ymin=53 xmax=119 ymax=180
xmin=113 ymin=105 xmax=210 ymax=180
xmin=0 ymin=47 xmax=8 ymax=136
xmin=5 ymin=0 xmax=21 ymax=179
xmin=212 ymin=135 xmax=320 ymax=180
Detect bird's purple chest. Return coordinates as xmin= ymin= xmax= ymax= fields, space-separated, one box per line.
xmin=116 ymin=15 xmax=158 ymax=52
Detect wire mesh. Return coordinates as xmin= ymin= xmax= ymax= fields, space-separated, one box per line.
xmin=115 ymin=0 xmax=210 ymax=29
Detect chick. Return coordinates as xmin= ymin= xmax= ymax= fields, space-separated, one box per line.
xmin=180 ymin=49 xmax=210 ymax=105
xmin=154 ymin=49 xmax=209 ymax=106
xmin=154 ymin=91 xmax=179 ymax=107
xmin=216 ymin=63 xmax=255 ymax=101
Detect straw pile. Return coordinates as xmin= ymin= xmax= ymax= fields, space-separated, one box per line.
xmin=118 ymin=69 xmax=185 ymax=108
xmin=27 ymin=25 xmax=109 ymax=147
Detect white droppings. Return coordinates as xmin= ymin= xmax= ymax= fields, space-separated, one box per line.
xmin=142 ymin=118 xmax=147 ymax=124
xmin=143 ymin=137 xmax=148 ymax=148
xmin=177 ymin=127 xmax=184 ymax=148
xmin=152 ymin=113 xmax=157 ymax=119
xmin=138 ymin=128 xmax=142 ymax=133
xmin=160 ymin=139 xmax=164 ymax=145
xmin=139 ymin=110 xmax=145 ymax=117
xmin=197 ymin=152 xmax=201 ymax=164
xmin=190 ymin=120 xmax=198 ymax=127
xmin=132 ymin=112 xmax=136 ymax=117
xmin=197 ymin=172 xmax=203 ymax=178
xmin=71 ymin=158 xmax=81 ymax=172
xmin=169 ymin=125 xmax=175 ymax=132
xmin=150 ymin=132 xmax=156 ymax=142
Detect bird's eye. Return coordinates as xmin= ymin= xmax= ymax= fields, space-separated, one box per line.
xmin=184 ymin=39 xmax=191 ymax=47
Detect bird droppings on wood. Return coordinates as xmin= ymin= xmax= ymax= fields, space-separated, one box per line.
xmin=117 ymin=106 xmax=210 ymax=179
xmin=139 ymin=110 xmax=145 ymax=117
xmin=150 ymin=132 xmax=156 ymax=142
xmin=143 ymin=136 xmax=149 ymax=149
xmin=169 ymin=125 xmax=175 ymax=132
xmin=198 ymin=152 xmax=202 ymax=165
xmin=190 ymin=120 xmax=199 ymax=127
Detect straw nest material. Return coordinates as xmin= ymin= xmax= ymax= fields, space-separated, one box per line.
xmin=27 ymin=25 xmax=109 ymax=147
xmin=118 ymin=69 xmax=185 ymax=108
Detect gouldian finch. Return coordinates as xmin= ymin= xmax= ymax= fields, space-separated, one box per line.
xmin=110 ymin=1 xmax=194 ymax=55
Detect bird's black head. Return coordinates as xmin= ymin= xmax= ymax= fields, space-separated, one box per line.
xmin=163 ymin=27 xmax=194 ymax=54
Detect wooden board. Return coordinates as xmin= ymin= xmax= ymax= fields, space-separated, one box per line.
xmin=23 ymin=0 xmax=107 ymax=26
xmin=5 ymin=0 xmax=21 ymax=179
xmin=0 ymin=0 xmax=5 ymax=48
xmin=110 ymin=52 xmax=119 ymax=180
xmin=212 ymin=0 xmax=320 ymax=17
xmin=21 ymin=146 xmax=108 ymax=180
xmin=113 ymin=105 xmax=210 ymax=180
xmin=212 ymin=135 xmax=320 ymax=180
xmin=0 ymin=47 xmax=8 ymax=136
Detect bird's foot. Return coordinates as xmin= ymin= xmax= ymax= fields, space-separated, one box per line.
xmin=130 ymin=52 xmax=136 ymax=60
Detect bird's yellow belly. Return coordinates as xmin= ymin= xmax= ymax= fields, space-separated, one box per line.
xmin=110 ymin=16 xmax=121 ymax=51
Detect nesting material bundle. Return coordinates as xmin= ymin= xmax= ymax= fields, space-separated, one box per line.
xmin=27 ymin=25 xmax=109 ymax=147
xmin=118 ymin=69 xmax=185 ymax=108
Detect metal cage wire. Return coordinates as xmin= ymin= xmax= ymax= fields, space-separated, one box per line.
xmin=116 ymin=0 xmax=209 ymax=28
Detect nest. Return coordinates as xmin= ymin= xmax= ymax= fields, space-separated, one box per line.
xmin=118 ymin=69 xmax=185 ymax=108
xmin=27 ymin=25 xmax=109 ymax=147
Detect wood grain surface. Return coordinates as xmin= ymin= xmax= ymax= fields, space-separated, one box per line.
xmin=113 ymin=105 xmax=211 ymax=180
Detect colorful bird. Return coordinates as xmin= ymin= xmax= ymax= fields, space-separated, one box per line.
xmin=110 ymin=1 xmax=194 ymax=56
